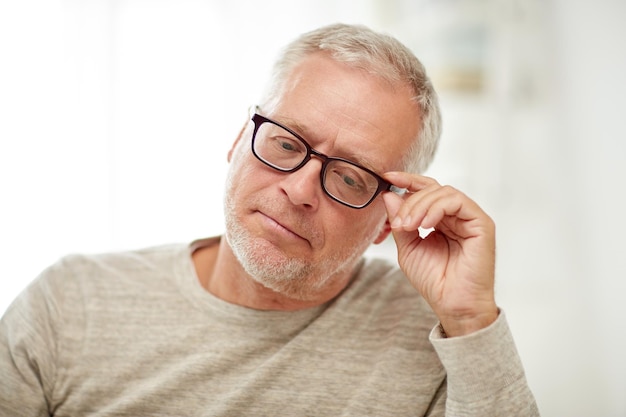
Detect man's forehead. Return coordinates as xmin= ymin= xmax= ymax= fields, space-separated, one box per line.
xmin=265 ymin=53 xmax=420 ymax=171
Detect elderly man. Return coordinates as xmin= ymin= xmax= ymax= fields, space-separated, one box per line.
xmin=1 ymin=23 xmax=539 ymax=416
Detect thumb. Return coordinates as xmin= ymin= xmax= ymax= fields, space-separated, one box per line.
xmin=382 ymin=191 xmax=402 ymax=223
xmin=382 ymin=191 xmax=421 ymax=251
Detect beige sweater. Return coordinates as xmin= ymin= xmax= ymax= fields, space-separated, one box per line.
xmin=0 ymin=238 xmax=539 ymax=416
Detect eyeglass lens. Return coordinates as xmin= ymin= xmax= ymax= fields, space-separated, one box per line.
xmin=252 ymin=120 xmax=382 ymax=208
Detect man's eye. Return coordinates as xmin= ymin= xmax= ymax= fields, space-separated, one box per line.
xmin=331 ymin=168 xmax=366 ymax=191
xmin=269 ymin=135 xmax=302 ymax=153
xmin=279 ymin=139 xmax=297 ymax=151
xmin=342 ymin=175 xmax=358 ymax=187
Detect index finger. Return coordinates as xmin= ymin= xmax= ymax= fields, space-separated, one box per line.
xmin=383 ymin=171 xmax=440 ymax=193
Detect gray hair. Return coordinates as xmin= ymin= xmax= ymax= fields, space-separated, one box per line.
xmin=259 ymin=23 xmax=442 ymax=174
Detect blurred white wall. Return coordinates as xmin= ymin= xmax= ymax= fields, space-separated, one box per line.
xmin=1 ymin=1 xmax=625 ymax=416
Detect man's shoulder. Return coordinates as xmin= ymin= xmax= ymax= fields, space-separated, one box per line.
xmin=355 ymin=256 xmax=409 ymax=291
xmin=32 ymin=242 xmax=190 ymax=297
xmin=57 ymin=242 xmax=188 ymax=273
xmin=347 ymin=256 xmax=432 ymax=313
xmin=327 ymin=256 xmax=439 ymax=349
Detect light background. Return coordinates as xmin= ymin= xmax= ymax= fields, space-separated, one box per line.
xmin=1 ymin=1 xmax=625 ymax=416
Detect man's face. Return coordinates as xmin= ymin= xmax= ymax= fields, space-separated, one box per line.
xmin=224 ymin=52 xmax=421 ymax=300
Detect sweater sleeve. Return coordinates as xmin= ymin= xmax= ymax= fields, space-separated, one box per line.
xmin=429 ymin=311 xmax=540 ymax=416
xmin=0 ymin=259 xmax=74 ymax=417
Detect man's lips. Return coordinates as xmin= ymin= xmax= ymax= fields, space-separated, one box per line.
xmin=258 ymin=211 xmax=309 ymax=243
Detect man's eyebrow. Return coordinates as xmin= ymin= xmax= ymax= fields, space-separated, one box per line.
xmin=339 ymin=150 xmax=383 ymax=174
xmin=276 ymin=116 xmax=386 ymax=174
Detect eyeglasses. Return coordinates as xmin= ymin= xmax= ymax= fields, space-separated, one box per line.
xmin=250 ymin=112 xmax=404 ymax=209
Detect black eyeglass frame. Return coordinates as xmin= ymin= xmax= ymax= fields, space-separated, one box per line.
xmin=250 ymin=112 xmax=401 ymax=209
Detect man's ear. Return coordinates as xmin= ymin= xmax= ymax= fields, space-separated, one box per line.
xmin=373 ymin=219 xmax=392 ymax=244
xmin=227 ymin=118 xmax=250 ymax=162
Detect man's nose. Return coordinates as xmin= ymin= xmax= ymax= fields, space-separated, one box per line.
xmin=278 ymin=157 xmax=323 ymax=210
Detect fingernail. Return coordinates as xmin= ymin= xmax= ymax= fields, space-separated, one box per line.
xmin=391 ymin=217 xmax=402 ymax=228
xmin=402 ymin=215 xmax=412 ymax=227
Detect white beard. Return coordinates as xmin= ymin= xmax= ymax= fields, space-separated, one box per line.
xmin=223 ymin=172 xmax=382 ymax=301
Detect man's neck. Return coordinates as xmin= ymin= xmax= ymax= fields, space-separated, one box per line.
xmin=191 ymin=239 xmax=354 ymax=311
